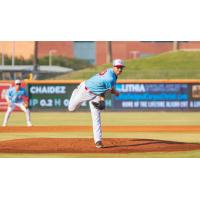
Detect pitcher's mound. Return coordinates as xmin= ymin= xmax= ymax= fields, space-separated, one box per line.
xmin=0 ymin=138 xmax=200 ymax=153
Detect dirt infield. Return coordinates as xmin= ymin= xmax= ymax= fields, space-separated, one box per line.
xmin=1 ymin=125 xmax=200 ymax=133
xmin=0 ymin=138 xmax=200 ymax=153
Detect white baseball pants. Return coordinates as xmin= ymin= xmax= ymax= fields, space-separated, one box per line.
xmin=68 ymin=82 xmax=102 ymax=143
xmin=2 ymin=102 xmax=32 ymax=127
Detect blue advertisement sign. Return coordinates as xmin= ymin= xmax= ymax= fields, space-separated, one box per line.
xmin=112 ymin=83 xmax=200 ymax=110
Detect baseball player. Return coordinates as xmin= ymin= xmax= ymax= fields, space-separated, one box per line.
xmin=68 ymin=59 xmax=125 ymax=148
xmin=2 ymin=80 xmax=32 ymax=127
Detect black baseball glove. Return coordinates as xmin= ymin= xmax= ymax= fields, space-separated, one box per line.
xmin=92 ymin=100 xmax=105 ymax=110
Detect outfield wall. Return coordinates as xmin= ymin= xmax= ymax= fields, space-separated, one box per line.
xmin=1 ymin=80 xmax=200 ymax=111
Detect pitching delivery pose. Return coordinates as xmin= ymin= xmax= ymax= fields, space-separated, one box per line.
xmin=68 ymin=59 xmax=125 ymax=148
xmin=2 ymin=80 xmax=32 ymax=127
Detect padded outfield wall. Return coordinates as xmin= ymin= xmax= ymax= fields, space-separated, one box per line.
xmin=1 ymin=80 xmax=200 ymax=111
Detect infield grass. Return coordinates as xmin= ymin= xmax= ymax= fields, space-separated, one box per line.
xmin=0 ymin=112 xmax=200 ymax=126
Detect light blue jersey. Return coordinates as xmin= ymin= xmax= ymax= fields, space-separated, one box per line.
xmin=7 ymin=87 xmax=28 ymax=103
xmin=85 ymin=68 xmax=117 ymax=95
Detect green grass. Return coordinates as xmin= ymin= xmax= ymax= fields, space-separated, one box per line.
xmin=0 ymin=112 xmax=200 ymax=158
xmin=1 ymin=112 xmax=200 ymax=126
xmin=0 ymin=150 xmax=200 ymax=158
xmin=51 ymin=51 xmax=200 ymax=80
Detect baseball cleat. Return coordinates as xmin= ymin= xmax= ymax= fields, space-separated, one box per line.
xmin=27 ymin=122 xmax=32 ymax=127
xmin=95 ymin=141 xmax=104 ymax=148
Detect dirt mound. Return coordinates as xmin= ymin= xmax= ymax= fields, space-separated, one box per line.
xmin=0 ymin=138 xmax=199 ymax=154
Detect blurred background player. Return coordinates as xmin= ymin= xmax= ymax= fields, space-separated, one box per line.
xmin=68 ymin=59 xmax=125 ymax=148
xmin=2 ymin=80 xmax=32 ymax=127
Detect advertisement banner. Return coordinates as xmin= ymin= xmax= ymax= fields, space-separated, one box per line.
xmin=28 ymin=84 xmax=77 ymax=110
xmin=189 ymin=84 xmax=200 ymax=109
xmin=113 ymin=83 xmax=200 ymax=110
xmin=3 ymin=81 xmax=199 ymax=111
xmin=28 ymin=83 xmax=112 ymax=111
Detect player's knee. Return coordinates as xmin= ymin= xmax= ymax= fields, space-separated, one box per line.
xmin=22 ymin=108 xmax=27 ymax=113
xmin=6 ymin=108 xmax=13 ymax=114
xmin=68 ymin=105 xmax=76 ymax=112
xmin=6 ymin=111 xmax=12 ymax=116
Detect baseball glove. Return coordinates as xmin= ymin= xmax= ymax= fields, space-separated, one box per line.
xmin=92 ymin=100 xmax=105 ymax=110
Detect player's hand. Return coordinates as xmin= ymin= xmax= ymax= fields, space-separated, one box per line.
xmin=115 ymin=91 xmax=120 ymax=96
xmin=110 ymin=88 xmax=120 ymax=96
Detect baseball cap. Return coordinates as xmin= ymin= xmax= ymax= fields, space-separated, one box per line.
xmin=15 ymin=79 xmax=21 ymax=85
xmin=113 ymin=59 xmax=125 ymax=68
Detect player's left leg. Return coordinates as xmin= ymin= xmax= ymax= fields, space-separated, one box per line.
xmin=89 ymin=96 xmax=103 ymax=147
xmin=68 ymin=81 xmax=96 ymax=112
xmin=17 ymin=103 xmax=32 ymax=127
xmin=68 ymin=86 xmax=82 ymax=111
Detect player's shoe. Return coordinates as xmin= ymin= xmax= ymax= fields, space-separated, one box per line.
xmin=95 ymin=141 xmax=104 ymax=148
xmin=27 ymin=122 xmax=32 ymax=127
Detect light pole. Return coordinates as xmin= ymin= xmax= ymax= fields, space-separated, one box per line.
xmin=12 ymin=41 xmax=15 ymax=66
xmin=33 ymin=41 xmax=39 ymax=79
xmin=33 ymin=41 xmax=38 ymax=71
xmin=1 ymin=43 xmax=4 ymax=66
xmin=49 ymin=50 xmax=57 ymax=66
xmin=173 ymin=41 xmax=179 ymax=51
xmin=106 ymin=41 xmax=112 ymax=64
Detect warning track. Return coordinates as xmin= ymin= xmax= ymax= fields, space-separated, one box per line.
xmin=1 ymin=125 xmax=200 ymax=133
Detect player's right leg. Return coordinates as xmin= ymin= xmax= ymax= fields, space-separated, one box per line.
xmin=17 ymin=103 xmax=32 ymax=127
xmin=2 ymin=103 xmax=15 ymax=127
xmin=89 ymin=96 xmax=103 ymax=148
